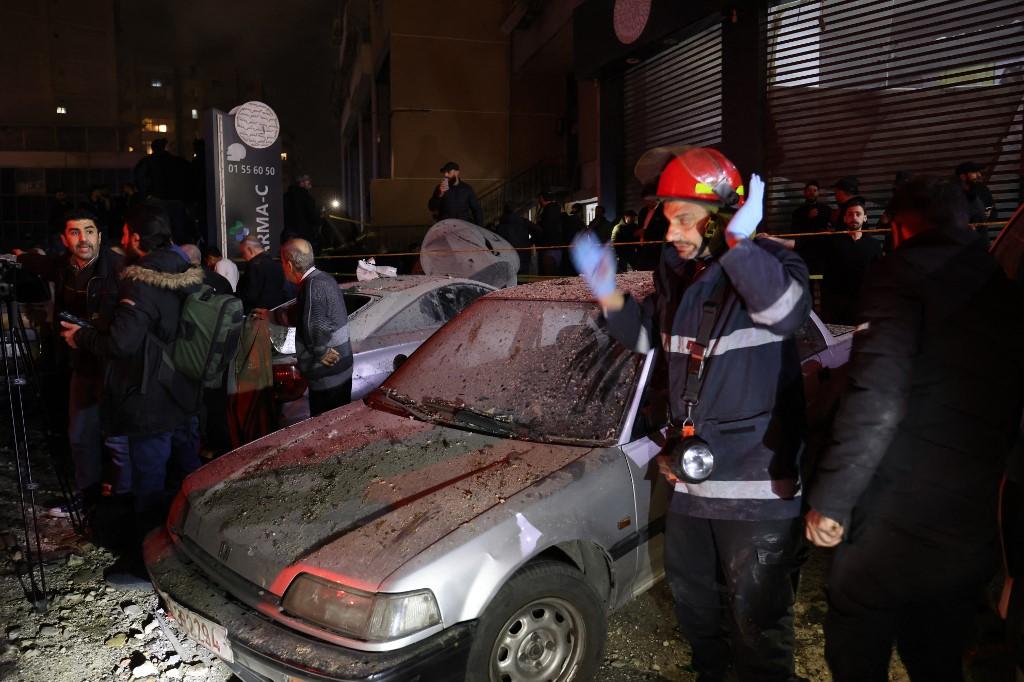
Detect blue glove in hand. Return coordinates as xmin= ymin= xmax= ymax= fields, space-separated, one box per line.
xmin=570 ymin=231 xmax=617 ymax=299
xmin=725 ymin=173 xmax=765 ymax=245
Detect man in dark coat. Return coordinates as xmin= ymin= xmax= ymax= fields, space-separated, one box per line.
xmin=956 ymin=160 xmax=998 ymax=242
xmin=16 ymin=208 xmax=129 ymax=516
xmin=805 ymin=177 xmax=1024 ymax=681
xmin=237 ymin=236 xmax=285 ymax=313
xmin=535 ymin=191 xmax=563 ymax=275
xmin=280 ymin=238 xmax=352 ymax=416
xmin=283 ymin=174 xmax=321 ymax=244
xmin=427 ymin=161 xmax=482 ymax=225
xmin=495 ymin=203 xmax=534 ymax=275
xmin=63 ymin=200 xmax=204 ymax=582
xmin=574 ymin=147 xmax=811 ymax=681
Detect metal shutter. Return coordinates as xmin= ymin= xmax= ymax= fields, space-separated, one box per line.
xmin=764 ymin=0 xmax=1024 ymax=230
xmin=623 ymin=23 xmax=723 ymax=211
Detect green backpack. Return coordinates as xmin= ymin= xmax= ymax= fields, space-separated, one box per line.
xmin=167 ymin=285 xmax=244 ymax=389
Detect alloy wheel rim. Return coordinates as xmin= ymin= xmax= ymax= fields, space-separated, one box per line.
xmin=490 ymin=596 xmax=586 ymax=682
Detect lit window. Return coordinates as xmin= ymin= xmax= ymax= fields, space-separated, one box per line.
xmin=151 ymin=78 xmax=163 ymax=88
xmin=157 ymin=124 xmax=168 ymax=133
xmin=280 ymin=152 xmax=288 ymax=161
xmin=56 ymin=106 xmax=67 ymax=115
xmin=191 ymin=109 xmax=198 ymax=120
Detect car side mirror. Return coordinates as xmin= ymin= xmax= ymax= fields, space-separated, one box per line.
xmin=393 ymin=354 xmax=407 ymax=371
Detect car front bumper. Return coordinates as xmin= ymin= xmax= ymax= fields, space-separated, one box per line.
xmin=143 ymin=528 xmax=474 ymax=682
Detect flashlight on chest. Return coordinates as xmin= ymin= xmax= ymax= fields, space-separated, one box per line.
xmin=671 ymin=419 xmax=715 ymax=483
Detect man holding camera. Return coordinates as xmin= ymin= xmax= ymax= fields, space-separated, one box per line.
xmin=572 ymin=147 xmax=810 ymax=681
xmin=15 ymin=208 xmax=129 ymax=524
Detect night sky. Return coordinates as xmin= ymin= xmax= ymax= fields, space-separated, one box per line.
xmin=118 ymin=0 xmax=340 ymax=190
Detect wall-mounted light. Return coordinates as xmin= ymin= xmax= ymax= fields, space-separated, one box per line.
xmin=157 ymin=124 xmax=168 ymax=133
xmin=56 ymin=105 xmax=67 ymax=115
xmin=191 ymin=108 xmax=198 ymax=120
xmin=128 ymin=145 xmax=134 ymax=152
xmin=280 ymin=152 xmax=288 ymax=161
xmin=330 ymin=199 xmax=341 ymax=209
xmin=151 ymin=78 xmax=163 ymax=88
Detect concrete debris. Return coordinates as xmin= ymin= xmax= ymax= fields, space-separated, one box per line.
xmin=132 ymin=660 xmax=159 ymax=678
xmin=122 ymin=603 xmax=143 ymax=617
xmin=105 ymin=633 xmax=128 ymax=648
xmin=66 ymin=553 xmax=85 ymax=567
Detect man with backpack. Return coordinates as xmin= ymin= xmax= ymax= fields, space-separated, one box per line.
xmin=60 ymin=200 xmax=207 ymax=585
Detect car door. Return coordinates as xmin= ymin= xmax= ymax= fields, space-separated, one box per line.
xmin=618 ymin=350 xmax=673 ymax=600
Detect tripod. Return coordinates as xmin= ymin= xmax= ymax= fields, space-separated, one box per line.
xmin=0 ymin=259 xmax=79 ymax=613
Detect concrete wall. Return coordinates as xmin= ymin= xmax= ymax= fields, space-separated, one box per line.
xmin=370 ymin=0 xmax=511 ymax=231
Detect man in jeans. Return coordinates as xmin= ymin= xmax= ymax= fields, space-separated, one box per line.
xmin=63 ymin=200 xmax=204 ymax=585
xmin=279 ymin=238 xmax=352 ymax=416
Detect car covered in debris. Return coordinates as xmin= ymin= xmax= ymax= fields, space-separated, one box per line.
xmin=270 ymin=275 xmax=496 ymax=424
xmin=144 ymin=272 xmax=850 ymax=682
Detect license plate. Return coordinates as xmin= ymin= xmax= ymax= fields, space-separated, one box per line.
xmin=161 ymin=591 xmax=234 ymax=663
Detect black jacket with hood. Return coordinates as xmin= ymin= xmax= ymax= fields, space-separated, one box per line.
xmin=809 ymin=227 xmax=1024 ymax=552
xmin=76 ymin=248 xmax=204 ymax=436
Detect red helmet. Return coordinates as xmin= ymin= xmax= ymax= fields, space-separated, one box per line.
xmin=635 ymin=146 xmax=745 ymax=210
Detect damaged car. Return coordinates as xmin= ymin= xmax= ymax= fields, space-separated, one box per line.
xmin=144 ymin=272 xmax=850 ymax=682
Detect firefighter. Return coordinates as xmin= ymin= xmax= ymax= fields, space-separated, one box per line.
xmin=572 ymin=146 xmax=811 ymax=681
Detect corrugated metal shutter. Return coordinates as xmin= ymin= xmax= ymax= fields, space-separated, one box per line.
xmin=623 ymin=23 xmax=723 ymax=211
xmin=764 ymin=0 xmax=1023 ymax=230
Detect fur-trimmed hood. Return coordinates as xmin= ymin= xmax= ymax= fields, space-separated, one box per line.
xmin=121 ymin=262 xmax=204 ymax=291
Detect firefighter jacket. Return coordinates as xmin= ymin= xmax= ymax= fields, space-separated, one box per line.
xmin=606 ymin=238 xmax=811 ymax=520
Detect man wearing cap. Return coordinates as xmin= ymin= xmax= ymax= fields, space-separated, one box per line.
xmin=955 ymin=161 xmax=997 ymax=231
xmin=572 ymin=146 xmax=811 ymax=681
xmin=428 ymin=161 xmax=482 ymax=225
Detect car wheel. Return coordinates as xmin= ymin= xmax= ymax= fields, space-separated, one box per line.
xmin=467 ymin=560 xmax=607 ymax=682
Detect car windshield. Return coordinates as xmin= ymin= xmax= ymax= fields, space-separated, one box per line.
xmin=367 ymin=299 xmax=645 ymax=446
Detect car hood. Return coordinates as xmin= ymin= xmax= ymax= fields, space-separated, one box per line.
xmin=177 ymin=401 xmax=590 ymax=594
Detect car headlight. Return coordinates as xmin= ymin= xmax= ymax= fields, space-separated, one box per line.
xmin=282 ymin=573 xmax=441 ymax=641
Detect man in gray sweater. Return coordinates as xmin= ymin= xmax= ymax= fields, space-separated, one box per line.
xmin=280 ymin=238 xmax=352 ymax=416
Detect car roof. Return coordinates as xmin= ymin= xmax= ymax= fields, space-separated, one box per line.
xmin=341 ymin=274 xmax=497 ymax=296
xmin=483 ymin=272 xmax=656 ymax=303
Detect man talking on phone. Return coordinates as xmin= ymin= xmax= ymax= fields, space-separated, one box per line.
xmin=427 ymin=161 xmax=482 ymax=225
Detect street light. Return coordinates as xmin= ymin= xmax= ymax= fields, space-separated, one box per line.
xmin=330 ymin=199 xmax=341 ymax=209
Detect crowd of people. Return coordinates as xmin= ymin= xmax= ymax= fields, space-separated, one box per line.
xmin=6 ymin=193 xmax=353 ymax=588
xmin=570 ymin=146 xmax=1021 ymax=682
xmin=2 ymin=145 xmax=1017 ymax=679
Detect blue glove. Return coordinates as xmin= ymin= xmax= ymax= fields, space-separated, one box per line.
xmin=725 ymin=173 xmax=765 ymax=244
xmin=570 ymin=231 xmax=617 ymax=299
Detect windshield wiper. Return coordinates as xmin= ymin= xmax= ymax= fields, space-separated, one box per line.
xmin=373 ymin=387 xmax=439 ymax=421
xmin=420 ymin=397 xmax=523 ymax=437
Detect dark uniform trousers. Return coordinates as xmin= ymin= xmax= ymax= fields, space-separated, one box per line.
xmin=823 ymin=516 xmax=995 ymax=682
xmin=665 ymin=512 xmax=802 ymax=682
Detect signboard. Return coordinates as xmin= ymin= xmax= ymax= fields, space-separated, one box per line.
xmin=204 ymin=101 xmax=283 ymax=260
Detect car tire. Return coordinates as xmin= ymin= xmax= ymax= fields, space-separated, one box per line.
xmin=466 ymin=559 xmax=607 ymax=682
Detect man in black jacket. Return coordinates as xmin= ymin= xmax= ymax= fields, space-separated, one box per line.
xmin=237 ymin=236 xmax=285 ymax=313
xmin=535 ymin=191 xmax=564 ymax=275
xmin=62 ymin=200 xmax=204 ymax=576
xmin=17 ymin=208 xmax=129 ymax=516
xmin=280 ymin=238 xmax=352 ymax=416
xmin=574 ymin=147 xmax=811 ymax=681
xmin=427 ymin=161 xmax=482 ymax=225
xmin=805 ymin=177 xmax=1024 ymax=681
